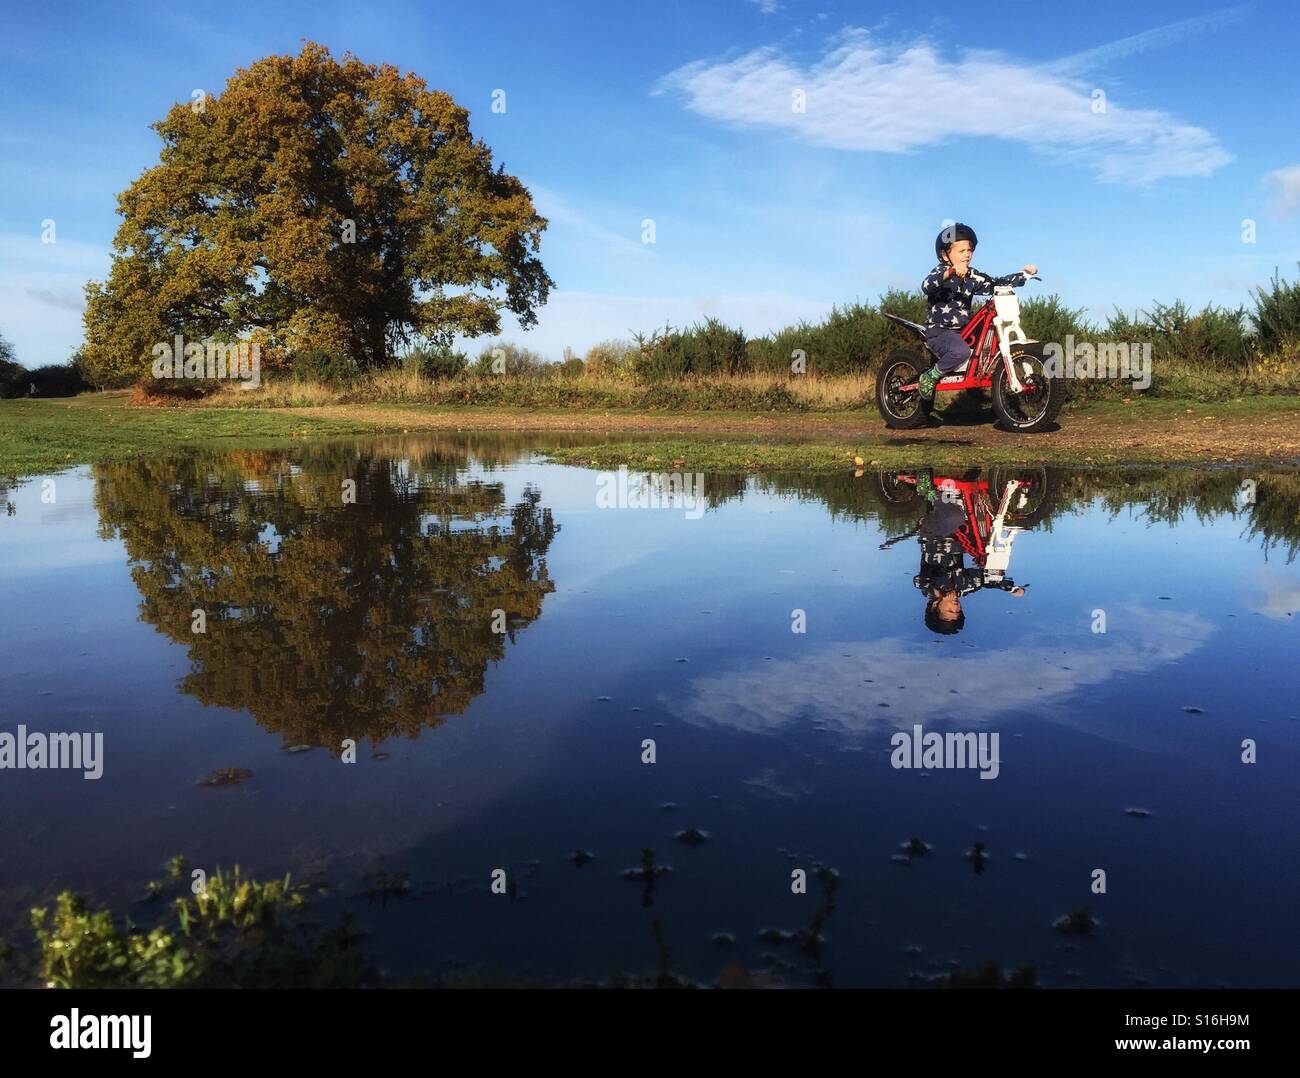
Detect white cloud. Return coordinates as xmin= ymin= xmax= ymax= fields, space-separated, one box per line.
xmin=656 ymin=28 xmax=1231 ymax=184
xmin=1261 ymin=165 xmax=1300 ymax=217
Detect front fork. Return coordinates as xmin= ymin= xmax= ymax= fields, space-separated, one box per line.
xmin=995 ymin=320 xmax=1029 ymax=394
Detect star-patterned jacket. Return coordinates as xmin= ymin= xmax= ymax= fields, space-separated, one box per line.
xmin=921 ymin=264 xmax=1027 ymax=330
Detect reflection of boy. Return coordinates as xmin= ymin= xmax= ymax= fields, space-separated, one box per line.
xmin=913 ymin=476 xmax=1025 ymax=635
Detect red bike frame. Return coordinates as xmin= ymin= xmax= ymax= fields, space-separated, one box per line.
xmin=903 ymin=303 xmax=1002 ymax=393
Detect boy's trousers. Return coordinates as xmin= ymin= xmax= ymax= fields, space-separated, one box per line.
xmin=924 ymin=327 xmax=971 ymax=373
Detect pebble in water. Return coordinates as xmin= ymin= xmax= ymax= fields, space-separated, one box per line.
xmin=198 ymin=767 xmax=253 ymax=787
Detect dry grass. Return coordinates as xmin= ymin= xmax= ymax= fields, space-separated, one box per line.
xmin=194 ymin=352 xmax=1300 ymax=413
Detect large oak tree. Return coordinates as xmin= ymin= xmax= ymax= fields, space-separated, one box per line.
xmin=82 ymin=42 xmax=553 ymax=384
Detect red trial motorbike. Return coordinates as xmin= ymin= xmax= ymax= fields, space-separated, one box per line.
xmin=875 ymin=278 xmax=1065 ymax=433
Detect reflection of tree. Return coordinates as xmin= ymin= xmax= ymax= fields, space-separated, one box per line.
xmin=93 ymin=444 xmax=557 ymax=747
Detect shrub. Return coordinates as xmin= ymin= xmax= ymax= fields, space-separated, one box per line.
xmin=129 ymin=377 xmax=213 ymax=406
xmin=0 ymin=358 xmax=26 ymax=398
xmin=25 ymin=363 xmax=91 ymax=397
xmin=584 ymin=339 xmax=637 ymax=375
xmin=1020 ymin=294 xmax=1095 ymax=346
xmin=291 ymin=347 xmax=360 ymax=386
xmin=749 ymin=296 xmax=924 ymax=376
xmin=631 ymin=319 xmax=749 ymax=380
xmin=29 ymin=867 xmax=371 ymax=989
xmin=1107 ymin=300 xmax=1250 ymax=372
xmin=1252 ymin=265 xmax=1300 ymax=354
xmin=403 ymin=341 xmax=467 ymax=380
xmin=470 ymin=340 xmax=546 ymax=377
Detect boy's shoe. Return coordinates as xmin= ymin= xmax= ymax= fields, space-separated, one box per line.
xmin=917 ymin=365 xmax=941 ymax=401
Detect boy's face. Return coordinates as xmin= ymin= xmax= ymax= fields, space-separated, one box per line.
xmin=933 ymin=588 xmax=962 ymax=620
xmin=942 ymin=239 xmax=974 ymax=272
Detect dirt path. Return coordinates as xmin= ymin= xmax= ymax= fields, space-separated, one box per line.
xmin=296 ymin=402 xmax=1300 ymax=462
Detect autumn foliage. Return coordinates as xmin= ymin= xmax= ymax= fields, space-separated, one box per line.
xmin=81 ymin=42 xmax=553 ymax=386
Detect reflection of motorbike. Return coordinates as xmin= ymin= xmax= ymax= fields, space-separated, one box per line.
xmin=877 ymin=468 xmax=1058 ymax=582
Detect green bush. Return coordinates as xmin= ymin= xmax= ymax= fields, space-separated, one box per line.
xmin=584 ymin=339 xmax=638 ymax=375
xmin=749 ymin=296 xmax=925 ymax=376
xmin=1106 ymin=300 xmax=1250 ymax=372
xmin=1252 ymin=266 xmax=1300 ymax=354
xmin=403 ymin=341 xmax=468 ymax=380
xmin=28 ymin=867 xmax=370 ymax=989
xmin=470 ymin=340 xmax=546 ymax=377
xmin=291 ymin=347 xmax=360 ymax=386
xmin=0 ymin=358 xmax=26 ymax=398
xmin=1020 ymin=294 xmax=1095 ymax=346
xmin=27 ymin=363 xmax=91 ymax=398
xmin=632 ymin=319 xmax=749 ymax=379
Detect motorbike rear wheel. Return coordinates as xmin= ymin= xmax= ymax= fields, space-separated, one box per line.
xmin=876 ymin=350 xmax=933 ymax=429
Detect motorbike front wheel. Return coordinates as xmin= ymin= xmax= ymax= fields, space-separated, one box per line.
xmin=991 ymin=345 xmax=1065 ymax=433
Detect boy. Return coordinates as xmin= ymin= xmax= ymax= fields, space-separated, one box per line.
xmin=917 ymin=223 xmax=1037 ymax=400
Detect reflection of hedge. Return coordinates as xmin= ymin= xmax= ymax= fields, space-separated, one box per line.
xmin=744 ymin=466 xmax=1300 ymax=561
xmin=94 ymin=444 xmax=559 ymax=746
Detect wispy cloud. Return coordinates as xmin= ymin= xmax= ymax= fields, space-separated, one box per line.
xmin=526 ymin=182 xmax=654 ymax=263
xmin=25 ymin=287 xmax=85 ymax=312
xmin=1048 ymin=5 xmax=1248 ymax=73
xmin=1261 ymin=164 xmax=1300 ymax=217
xmin=656 ymin=26 xmax=1232 ymax=184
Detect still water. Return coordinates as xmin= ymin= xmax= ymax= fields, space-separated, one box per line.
xmin=2 ymin=434 xmax=1298 ymax=987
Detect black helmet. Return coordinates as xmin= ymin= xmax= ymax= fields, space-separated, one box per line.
xmin=935 ymin=222 xmax=978 ymax=261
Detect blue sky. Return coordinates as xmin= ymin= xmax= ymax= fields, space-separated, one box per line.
xmin=1 ymin=0 xmax=1297 ymax=365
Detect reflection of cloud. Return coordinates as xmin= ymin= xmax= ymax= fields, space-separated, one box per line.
xmin=663 ymin=605 xmax=1214 ymax=739
xmin=742 ymin=767 xmax=810 ymax=800
xmin=1245 ymin=570 xmax=1300 ymax=619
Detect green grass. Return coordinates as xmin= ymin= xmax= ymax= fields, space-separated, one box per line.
xmin=0 ymin=393 xmax=375 ymax=477
xmin=539 ymin=438 xmax=1072 ymax=473
xmin=5 ymin=391 xmax=1299 ymax=480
